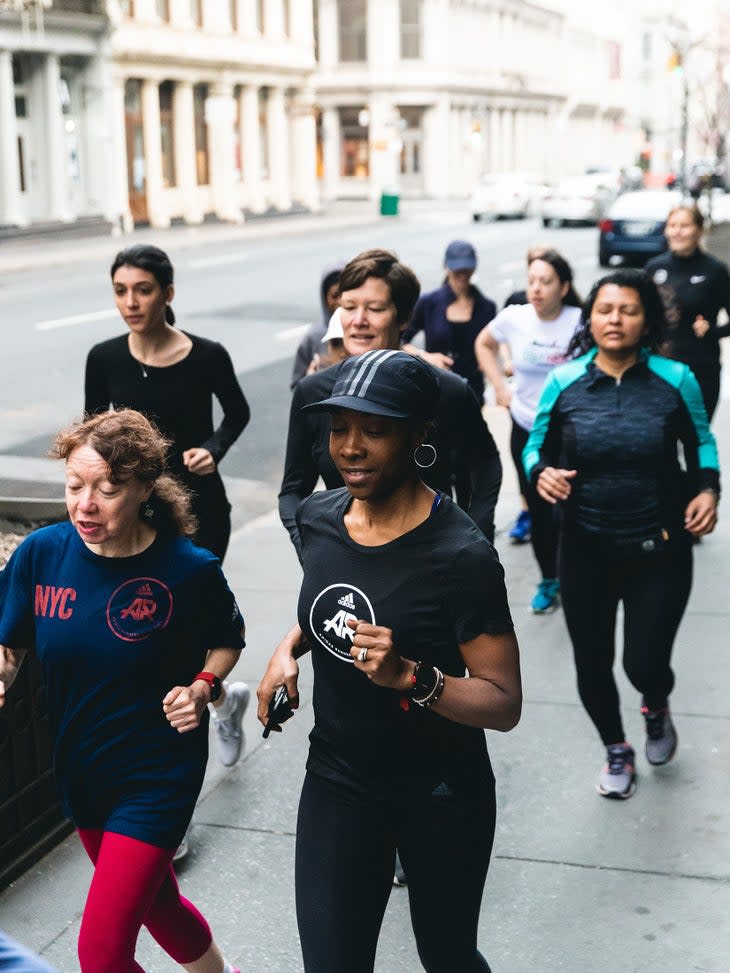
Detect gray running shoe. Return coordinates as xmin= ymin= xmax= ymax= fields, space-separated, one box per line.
xmin=212 ymin=682 xmax=251 ymax=767
xmin=641 ymin=701 xmax=678 ymax=766
xmin=596 ymin=743 xmax=636 ymax=799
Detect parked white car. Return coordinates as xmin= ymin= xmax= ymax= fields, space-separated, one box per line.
xmin=540 ymin=174 xmax=617 ymax=227
xmin=470 ymin=173 xmax=549 ymax=221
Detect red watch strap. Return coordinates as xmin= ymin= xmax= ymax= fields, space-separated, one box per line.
xmin=193 ymin=670 xmax=217 ymax=688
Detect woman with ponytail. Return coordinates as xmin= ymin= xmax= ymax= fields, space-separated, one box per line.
xmin=84 ymin=246 xmax=252 ymax=799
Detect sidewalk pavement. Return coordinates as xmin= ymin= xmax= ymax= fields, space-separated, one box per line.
xmin=2 ymin=403 xmax=730 ymax=973
xmin=0 ymin=199 xmax=438 ymax=275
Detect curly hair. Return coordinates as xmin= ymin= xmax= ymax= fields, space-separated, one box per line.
xmin=567 ymin=268 xmax=667 ymax=358
xmin=52 ymin=409 xmax=196 ymax=537
xmin=338 ymin=249 xmax=421 ymax=324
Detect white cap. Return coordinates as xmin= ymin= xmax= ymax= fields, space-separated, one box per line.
xmin=321 ymin=306 xmax=344 ymax=343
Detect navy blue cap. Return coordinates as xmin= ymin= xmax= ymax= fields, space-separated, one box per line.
xmin=302 ymin=350 xmax=440 ymax=420
xmin=444 ymin=240 xmax=477 ymax=271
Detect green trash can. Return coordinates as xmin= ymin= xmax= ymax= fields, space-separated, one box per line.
xmin=379 ymin=187 xmax=400 ymax=216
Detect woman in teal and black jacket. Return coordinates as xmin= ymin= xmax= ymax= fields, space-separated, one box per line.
xmin=523 ymin=268 xmax=719 ymax=801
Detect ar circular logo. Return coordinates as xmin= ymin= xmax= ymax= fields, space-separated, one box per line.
xmin=107 ymin=576 xmax=173 ymax=642
xmin=309 ymin=583 xmax=376 ymax=662
xmin=653 ymin=268 xmax=668 ymax=285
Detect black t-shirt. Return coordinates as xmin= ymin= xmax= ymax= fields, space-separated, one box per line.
xmin=84 ymin=332 xmax=250 ymax=484
xmin=646 ymin=250 xmax=730 ymax=371
xmin=296 ymin=489 xmax=513 ymax=798
xmin=279 ymin=361 xmax=502 ymax=557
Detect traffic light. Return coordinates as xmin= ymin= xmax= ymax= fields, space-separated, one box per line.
xmin=667 ymin=50 xmax=683 ymax=74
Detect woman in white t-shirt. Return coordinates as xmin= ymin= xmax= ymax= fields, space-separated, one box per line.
xmin=475 ymin=249 xmax=582 ymax=614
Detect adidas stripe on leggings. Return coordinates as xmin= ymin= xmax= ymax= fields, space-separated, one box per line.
xmin=559 ymin=528 xmax=693 ymax=746
xmin=76 ymin=829 xmax=212 ymax=973
xmin=295 ymin=771 xmax=495 ymax=973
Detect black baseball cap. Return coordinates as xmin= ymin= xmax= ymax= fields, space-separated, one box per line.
xmin=302 ymin=350 xmax=440 ymax=420
xmin=444 ymin=240 xmax=477 ymax=271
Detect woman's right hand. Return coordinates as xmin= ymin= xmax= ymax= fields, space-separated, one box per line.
xmin=256 ymin=640 xmax=301 ymax=730
xmin=421 ymin=350 xmax=454 ymax=370
xmin=537 ymin=466 xmax=577 ymax=504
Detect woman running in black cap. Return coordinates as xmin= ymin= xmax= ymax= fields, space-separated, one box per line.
xmin=257 ymin=351 xmax=521 ymax=973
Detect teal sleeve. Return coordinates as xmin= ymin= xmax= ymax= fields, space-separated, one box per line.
xmin=522 ymin=372 xmax=562 ymax=480
xmin=677 ymin=368 xmax=720 ymax=475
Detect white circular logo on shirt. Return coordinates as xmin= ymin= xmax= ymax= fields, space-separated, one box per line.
xmin=309 ymin=583 xmax=376 ymax=663
xmin=653 ymin=268 xmax=668 ymax=285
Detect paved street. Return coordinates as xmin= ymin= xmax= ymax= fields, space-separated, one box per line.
xmin=1 ymin=202 xmax=730 ymax=971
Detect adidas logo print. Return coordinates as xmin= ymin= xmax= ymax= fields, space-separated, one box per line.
xmin=136 ymin=583 xmax=154 ymax=596
xmin=338 ymin=592 xmax=356 ymax=610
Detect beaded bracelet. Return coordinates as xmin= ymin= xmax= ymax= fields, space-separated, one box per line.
xmin=412 ymin=666 xmax=445 ymax=708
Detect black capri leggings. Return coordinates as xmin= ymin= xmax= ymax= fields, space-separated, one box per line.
xmin=559 ymin=529 xmax=693 ymax=746
xmin=509 ymin=420 xmax=559 ymax=579
xmin=295 ymin=772 xmax=495 ymax=973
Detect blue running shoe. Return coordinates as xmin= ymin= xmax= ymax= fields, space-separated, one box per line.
xmin=530 ymin=578 xmax=560 ymax=614
xmin=509 ymin=510 xmax=532 ymax=543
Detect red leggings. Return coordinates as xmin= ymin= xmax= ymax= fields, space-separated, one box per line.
xmin=77 ymin=829 xmax=212 ymax=973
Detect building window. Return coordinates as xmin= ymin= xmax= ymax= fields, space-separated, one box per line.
xmin=338 ymin=0 xmax=367 ymax=62
xmin=159 ymin=81 xmax=176 ymax=188
xmin=339 ymin=106 xmax=369 ymax=178
xmin=256 ymin=0 xmax=265 ymax=33
xmin=193 ymin=83 xmax=209 ymax=185
xmin=229 ymin=0 xmax=238 ymax=31
xmin=258 ymin=88 xmax=269 ymax=179
xmin=155 ymin=0 xmax=169 ymax=21
xmin=189 ymin=0 xmax=202 ymax=26
xmin=400 ymin=0 xmax=422 ymax=59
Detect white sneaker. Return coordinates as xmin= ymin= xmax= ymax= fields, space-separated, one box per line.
xmin=212 ymin=682 xmax=250 ymax=767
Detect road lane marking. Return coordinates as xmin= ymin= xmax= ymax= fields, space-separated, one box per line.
xmin=186 ymin=253 xmax=250 ymax=270
xmin=275 ymin=324 xmax=310 ymax=341
xmin=35 ymin=309 xmax=118 ymax=331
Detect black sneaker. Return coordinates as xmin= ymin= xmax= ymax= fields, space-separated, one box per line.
xmin=641 ymin=700 xmax=678 ymax=766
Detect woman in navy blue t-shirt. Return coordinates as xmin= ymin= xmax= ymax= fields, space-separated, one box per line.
xmin=0 ymin=409 xmax=245 ymax=973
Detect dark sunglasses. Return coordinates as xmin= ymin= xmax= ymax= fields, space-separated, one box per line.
xmin=262 ymin=685 xmax=294 ymax=738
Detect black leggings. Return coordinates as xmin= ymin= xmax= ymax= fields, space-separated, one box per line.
xmin=560 ymin=529 xmax=693 ymax=746
xmin=183 ymin=473 xmax=232 ymax=563
xmin=687 ymin=362 xmax=720 ymax=422
xmin=509 ymin=420 xmax=559 ymax=578
xmin=295 ymin=772 xmax=495 ymax=973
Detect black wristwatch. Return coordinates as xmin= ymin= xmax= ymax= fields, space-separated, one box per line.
xmin=193 ymin=670 xmax=222 ymax=702
xmin=410 ymin=661 xmax=439 ymax=699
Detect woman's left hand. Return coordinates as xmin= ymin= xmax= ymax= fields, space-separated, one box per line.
xmin=163 ymin=682 xmax=209 ymax=733
xmin=684 ymin=491 xmax=718 ymax=536
xmin=692 ymin=315 xmax=711 ymax=339
xmin=183 ymin=447 xmax=216 ymax=476
xmin=347 ymin=620 xmax=412 ymax=690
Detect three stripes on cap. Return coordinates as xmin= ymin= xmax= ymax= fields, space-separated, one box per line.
xmin=343 ymin=350 xmax=400 ymax=399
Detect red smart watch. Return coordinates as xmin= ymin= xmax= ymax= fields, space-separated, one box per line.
xmin=192 ymin=670 xmax=222 ymax=702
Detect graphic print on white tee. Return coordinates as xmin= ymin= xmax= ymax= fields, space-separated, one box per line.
xmin=310 ymin=583 xmax=376 ymax=662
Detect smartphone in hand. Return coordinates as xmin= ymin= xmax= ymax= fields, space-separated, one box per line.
xmin=262 ymin=685 xmax=294 ymax=738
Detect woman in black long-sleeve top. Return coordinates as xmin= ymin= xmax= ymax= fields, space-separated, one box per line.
xmin=85 ymin=245 xmax=250 ymax=563
xmin=278 ymin=249 xmax=502 ymax=561
xmin=646 ymin=204 xmax=730 ymax=420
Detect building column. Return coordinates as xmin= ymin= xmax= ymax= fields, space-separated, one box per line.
xmin=290 ymin=87 xmax=319 ymax=210
xmin=240 ymin=83 xmax=265 ymax=212
xmin=207 ymin=81 xmax=242 ymax=223
xmin=111 ymin=78 xmax=133 ymax=232
xmin=141 ymin=78 xmax=167 ymax=227
xmin=173 ymin=81 xmax=202 ymax=224
xmin=317 ymin=0 xmax=338 ymax=69
xmin=0 ymin=50 xmax=23 ymax=226
xmin=84 ymin=47 xmax=119 ymax=226
xmin=423 ymin=94 xmax=449 ymax=198
xmin=489 ymin=106 xmax=500 ymax=172
xmin=267 ymin=85 xmax=291 ymax=209
xmin=321 ymin=105 xmax=340 ymax=201
xmin=43 ymin=54 xmax=70 ymax=221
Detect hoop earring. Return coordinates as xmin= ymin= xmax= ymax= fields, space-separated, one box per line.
xmin=413 ymin=443 xmax=437 ymax=469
